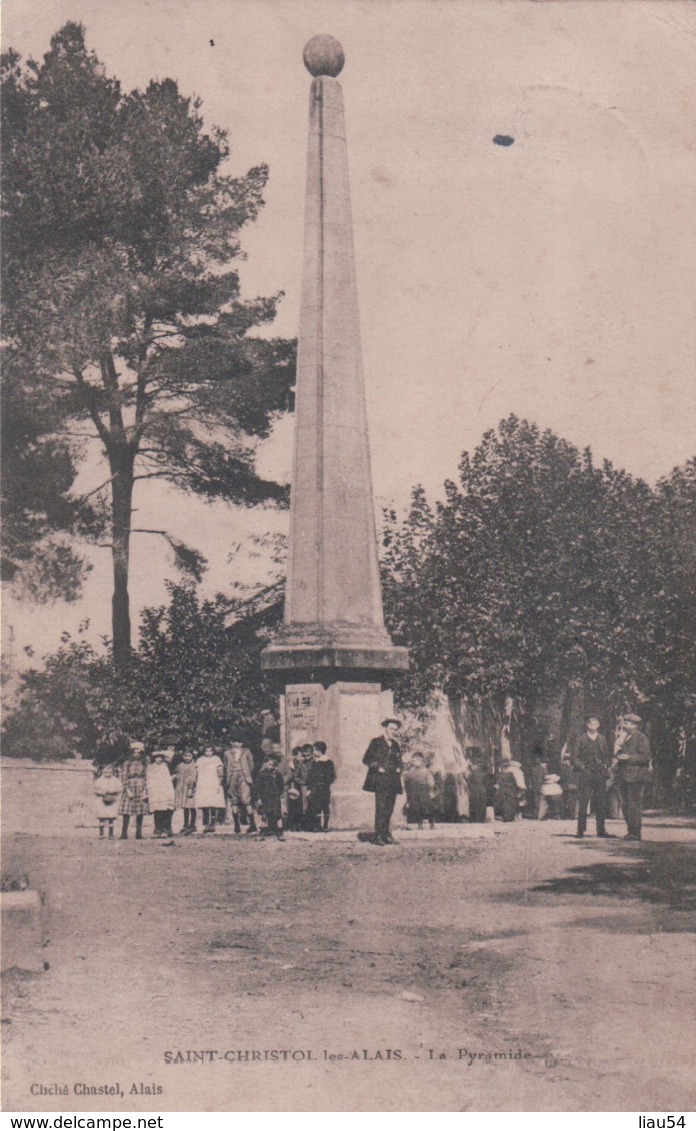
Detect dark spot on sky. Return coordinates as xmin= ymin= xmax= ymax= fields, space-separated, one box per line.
xmin=210 ymin=40 xmax=215 ymax=47
xmin=493 ymin=135 xmax=515 ymax=147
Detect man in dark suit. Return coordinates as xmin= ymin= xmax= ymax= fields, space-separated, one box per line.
xmin=362 ymin=718 xmax=403 ymax=845
xmin=572 ymin=715 xmax=612 ymax=838
xmin=616 ymin=713 xmax=651 ymax=841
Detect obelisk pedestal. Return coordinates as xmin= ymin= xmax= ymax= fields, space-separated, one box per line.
xmin=280 ymin=682 xmax=398 ymax=827
xmin=261 ymin=35 xmax=408 ymax=829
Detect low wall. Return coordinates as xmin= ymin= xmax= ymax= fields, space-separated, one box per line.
xmin=1 ymin=758 xmax=491 ymax=838
xmin=1 ymin=758 xmax=97 ymax=838
xmin=0 ymin=890 xmax=44 ymax=972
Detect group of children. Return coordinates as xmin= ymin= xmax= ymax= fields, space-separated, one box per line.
xmin=285 ymin=743 xmax=336 ymax=832
xmin=92 ymin=737 xmax=338 ymax=842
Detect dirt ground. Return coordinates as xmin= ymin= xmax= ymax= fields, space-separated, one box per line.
xmin=2 ymin=815 xmax=695 ymax=1112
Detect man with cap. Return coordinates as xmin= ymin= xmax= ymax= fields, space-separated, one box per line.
xmin=615 ymin=714 xmax=651 ymax=840
xmin=362 ymin=718 xmax=404 ymax=845
xmin=572 ymin=715 xmax=612 ymax=838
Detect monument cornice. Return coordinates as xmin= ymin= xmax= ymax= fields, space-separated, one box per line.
xmin=261 ymin=642 xmax=410 ymax=674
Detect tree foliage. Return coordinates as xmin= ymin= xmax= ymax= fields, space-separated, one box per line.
xmin=2 ymin=633 xmax=102 ymax=760
xmin=0 ymin=348 xmax=107 ymax=600
xmin=2 ymin=583 xmax=283 ymax=760
xmin=2 ymin=24 xmax=295 ymax=659
xmin=650 ymin=459 xmax=696 ymax=734
xmin=382 ymin=417 xmax=696 ymax=774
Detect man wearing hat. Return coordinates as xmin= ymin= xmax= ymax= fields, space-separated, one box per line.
xmin=572 ymin=715 xmax=612 ymax=838
xmin=615 ymin=714 xmax=651 ymax=840
xmin=362 ymin=718 xmax=404 ymax=845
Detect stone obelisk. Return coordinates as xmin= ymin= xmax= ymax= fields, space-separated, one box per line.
xmin=261 ymin=34 xmax=408 ymax=827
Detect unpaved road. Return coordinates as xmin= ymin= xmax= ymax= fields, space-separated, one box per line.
xmin=2 ymin=816 xmax=695 ymax=1112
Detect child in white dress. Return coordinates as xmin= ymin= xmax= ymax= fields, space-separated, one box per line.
xmin=93 ymin=764 xmax=122 ymax=838
xmin=194 ymin=746 xmax=225 ymax=833
xmin=147 ymin=749 xmax=175 ymax=837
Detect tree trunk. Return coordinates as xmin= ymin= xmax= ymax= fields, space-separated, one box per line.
xmin=560 ymin=681 xmax=585 ymax=752
xmin=110 ymin=447 xmax=135 ymax=670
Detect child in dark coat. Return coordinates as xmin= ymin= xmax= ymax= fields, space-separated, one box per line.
xmin=255 ymin=752 xmax=285 ymax=841
xmin=404 ymin=752 xmax=436 ymax=829
xmin=285 ymin=746 xmax=305 ymax=832
xmin=307 ymin=741 xmax=336 ymax=832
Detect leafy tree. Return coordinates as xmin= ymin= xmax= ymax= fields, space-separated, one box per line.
xmin=1 ymin=348 xmax=107 ymax=600
xmin=652 ymin=459 xmax=696 ymax=725
xmin=382 ymin=416 xmax=685 ymax=760
xmin=2 ymin=24 xmax=295 ymax=665
xmin=113 ymin=582 xmax=282 ymax=744
xmin=381 ymin=485 xmax=441 ymax=715
xmin=646 ymin=459 xmax=696 ymax=797
xmin=1 ymin=632 xmax=103 ymax=760
xmin=2 ymin=582 xmax=283 ymax=760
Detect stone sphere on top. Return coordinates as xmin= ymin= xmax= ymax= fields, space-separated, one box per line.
xmin=303 ymin=34 xmax=345 ymax=78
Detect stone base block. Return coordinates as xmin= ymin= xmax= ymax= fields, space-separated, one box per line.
xmin=329 ymin=787 xmax=374 ymax=831
xmin=282 ymin=679 xmax=394 ymax=829
xmin=1 ymin=890 xmax=43 ymax=973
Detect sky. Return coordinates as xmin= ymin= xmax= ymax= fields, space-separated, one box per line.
xmin=3 ymin=0 xmax=696 ymax=668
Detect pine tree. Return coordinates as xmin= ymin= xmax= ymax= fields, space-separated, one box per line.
xmin=2 ymin=25 xmax=295 ymax=665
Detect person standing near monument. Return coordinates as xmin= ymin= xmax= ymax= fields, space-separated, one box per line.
xmin=195 ymin=745 xmax=225 ymax=834
xmin=527 ymin=755 xmax=547 ymax=820
xmin=118 ymin=741 xmax=149 ymax=840
xmin=559 ymin=744 xmax=578 ymax=820
xmin=297 ymin=745 xmax=315 ymax=828
xmin=306 ymin=741 xmax=336 ymax=832
xmin=615 ymin=714 xmax=651 ymax=841
xmin=173 ymin=747 xmax=198 ymax=836
xmin=572 ymin=715 xmax=611 ymax=838
xmin=147 ymin=746 xmax=175 ymax=838
xmin=223 ymin=737 xmax=257 ymax=835
xmin=255 ymin=750 xmax=286 ymax=841
xmin=495 ymin=759 xmax=527 ymax=822
xmin=93 ymin=763 xmax=121 ymax=839
xmin=403 ymin=752 xmax=436 ymax=830
xmin=362 ymin=719 xmax=404 ymax=845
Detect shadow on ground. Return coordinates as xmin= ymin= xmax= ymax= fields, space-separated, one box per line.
xmin=500 ymin=839 xmax=696 ymax=922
